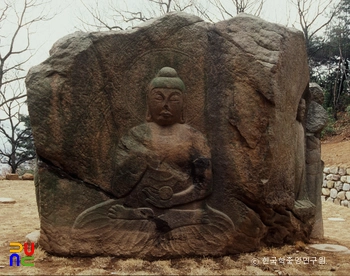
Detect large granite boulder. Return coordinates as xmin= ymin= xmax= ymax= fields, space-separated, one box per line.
xmin=26 ymin=12 xmax=315 ymax=258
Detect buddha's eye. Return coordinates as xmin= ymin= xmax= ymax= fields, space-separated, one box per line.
xmin=154 ymin=94 xmax=163 ymax=100
xmin=169 ymin=95 xmax=180 ymax=102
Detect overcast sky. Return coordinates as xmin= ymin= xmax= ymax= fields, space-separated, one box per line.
xmin=1 ymin=0 xmax=338 ymax=83
xmin=26 ymin=0 xmax=297 ymax=67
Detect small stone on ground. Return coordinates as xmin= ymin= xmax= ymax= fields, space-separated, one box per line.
xmin=309 ymin=244 xmax=349 ymax=252
xmin=0 ymin=197 xmax=16 ymax=204
xmin=327 ymin=217 xmax=345 ymax=221
xmin=22 ymin=173 xmax=34 ymax=180
xmin=25 ymin=230 xmax=40 ymax=243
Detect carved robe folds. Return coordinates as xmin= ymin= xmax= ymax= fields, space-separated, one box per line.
xmin=72 ymin=123 xmax=234 ymax=258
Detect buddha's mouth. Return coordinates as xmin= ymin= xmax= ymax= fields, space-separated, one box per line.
xmin=160 ymin=112 xmax=172 ymax=117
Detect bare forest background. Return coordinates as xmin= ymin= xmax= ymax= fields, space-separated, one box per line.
xmin=0 ymin=0 xmax=349 ymax=175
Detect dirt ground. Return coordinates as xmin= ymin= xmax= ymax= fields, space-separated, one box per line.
xmin=0 ymin=178 xmax=350 ymax=275
xmin=321 ymin=111 xmax=350 ymax=167
xmin=321 ymin=139 xmax=350 ymax=167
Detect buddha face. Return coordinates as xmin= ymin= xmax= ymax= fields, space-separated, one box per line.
xmin=148 ymin=88 xmax=184 ymax=126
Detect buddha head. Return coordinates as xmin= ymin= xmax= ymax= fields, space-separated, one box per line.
xmin=146 ymin=67 xmax=186 ymax=126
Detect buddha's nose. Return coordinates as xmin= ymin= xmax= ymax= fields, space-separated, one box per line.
xmin=163 ymin=101 xmax=170 ymax=110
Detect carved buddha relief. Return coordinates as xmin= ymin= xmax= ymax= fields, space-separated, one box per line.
xmin=72 ymin=67 xmax=234 ymax=257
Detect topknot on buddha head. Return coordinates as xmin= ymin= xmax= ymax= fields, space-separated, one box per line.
xmin=148 ymin=67 xmax=185 ymax=93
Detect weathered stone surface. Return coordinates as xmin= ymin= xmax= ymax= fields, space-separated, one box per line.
xmin=341 ymin=176 xmax=348 ymax=183
xmin=22 ymin=173 xmax=34 ymax=180
xmin=323 ymin=167 xmax=330 ymax=174
xmin=326 ymin=197 xmax=334 ymax=203
xmin=326 ymin=174 xmax=333 ymax=180
xmin=306 ymin=101 xmax=328 ymax=133
xmin=305 ymin=119 xmax=325 ymax=239
xmin=327 ymin=181 xmax=334 ymax=188
xmin=309 ymin=83 xmax=324 ymax=105
xmin=343 ymin=183 xmax=350 ymax=191
xmin=329 ymin=167 xmax=339 ymax=174
xmin=335 ymin=181 xmax=343 ymax=191
xmin=346 ymin=168 xmax=350 ymax=175
xmin=330 ymin=188 xmax=338 ymax=198
xmin=337 ymin=191 xmax=346 ymax=200
xmin=322 ymin=188 xmax=330 ymax=196
xmin=322 ymin=180 xmax=327 ymax=187
xmin=6 ymin=174 xmax=19 ymax=180
xmin=26 ymin=13 xmax=314 ymax=258
xmin=341 ymin=200 xmax=349 ymax=207
xmin=332 ymin=175 xmax=340 ymax=181
xmin=339 ymin=167 xmax=346 ymax=176
xmin=346 ymin=191 xmax=350 ymax=200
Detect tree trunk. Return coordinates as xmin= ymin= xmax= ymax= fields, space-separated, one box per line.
xmin=10 ymin=153 xmax=16 ymax=173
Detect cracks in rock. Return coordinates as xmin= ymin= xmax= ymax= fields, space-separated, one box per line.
xmin=211 ymin=28 xmax=278 ymax=67
xmin=37 ymin=156 xmax=115 ymax=199
xmin=153 ymin=217 xmax=171 ymax=233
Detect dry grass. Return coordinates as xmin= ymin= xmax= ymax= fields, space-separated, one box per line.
xmin=1 ymin=180 xmax=350 ymax=275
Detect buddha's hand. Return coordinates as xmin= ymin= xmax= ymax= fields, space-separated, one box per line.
xmin=192 ymin=157 xmax=211 ymax=183
xmin=142 ymin=187 xmax=173 ymax=209
xmin=194 ymin=181 xmax=208 ymax=191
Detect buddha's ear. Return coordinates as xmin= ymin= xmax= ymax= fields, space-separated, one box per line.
xmin=145 ymin=92 xmax=153 ymax=122
xmin=146 ymin=105 xmax=153 ymax=122
xmin=180 ymin=94 xmax=186 ymax=124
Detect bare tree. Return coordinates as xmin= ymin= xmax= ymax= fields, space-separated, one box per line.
xmin=0 ymin=86 xmax=35 ymax=173
xmin=291 ymin=0 xmax=341 ymax=55
xmin=79 ymin=0 xmax=266 ymax=31
xmin=0 ymin=0 xmax=50 ymax=171
xmin=0 ymin=0 xmax=49 ymax=107
xmin=209 ymin=0 xmax=265 ymax=18
xmin=79 ymin=0 xmax=196 ymax=31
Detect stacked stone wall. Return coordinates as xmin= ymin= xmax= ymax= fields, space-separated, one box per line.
xmin=322 ymin=166 xmax=350 ymax=207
